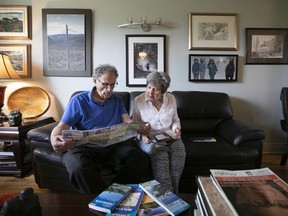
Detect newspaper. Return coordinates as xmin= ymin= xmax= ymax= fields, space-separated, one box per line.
xmin=62 ymin=122 xmax=146 ymax=147
xmin=209 ymin=167 xmax=288 ymax=216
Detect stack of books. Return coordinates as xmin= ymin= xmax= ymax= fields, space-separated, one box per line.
xmin=88 ymin=180 xmax=190 ymax=216
xmin=195 ymin=167 xmax=288 ymax=216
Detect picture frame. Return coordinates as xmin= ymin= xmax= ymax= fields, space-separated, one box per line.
xmin=0 ymin=44 xmax=31 ymax=78
xmin=126 ymin=34 xmax=166 ymax=87
xmin=188 ymin=54 xmax=238 ymax=82
xmin=245 ymin=28 xmax=288 ymax=64
xmin=0 ymin=6 xmax=31 ymax=40
xmin=42 ymin=9 xmax=92 ymax=77
xmin=188 ymin=13 xmax=238 ymax=51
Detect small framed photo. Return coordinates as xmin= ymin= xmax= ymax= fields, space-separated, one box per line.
xmin=0 ymin=44 xmax=31 ymax=78
xmin=189 ymin=54 xmax=238 ymax=82
xmin=126 ymin=34 xmax=166 ymax=87
xmin=245 ymin=28 xmax=288 ymax=64
xmin=42 ymin=9 xmax=92 ymax=76
xmin=0 ymin=6 xmax=31 ymax=40
xmin=188 ymin=13 xmax=238 ymax=51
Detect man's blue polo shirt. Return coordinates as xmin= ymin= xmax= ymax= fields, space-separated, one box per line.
xmin=61 ymin=87 xmax=127 ymax=130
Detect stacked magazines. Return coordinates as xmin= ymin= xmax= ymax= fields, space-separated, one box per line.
xmin=195 ymin=167 xmax=288 ymax=216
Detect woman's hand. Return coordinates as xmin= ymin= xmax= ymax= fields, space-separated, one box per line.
xmin=138 ymin=123 xmax=151 ymax=135
xmin=174 ymin=128 xmax=181 ymax=137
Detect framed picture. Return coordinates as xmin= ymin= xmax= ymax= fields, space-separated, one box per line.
xmin=0 ymin=6 xmax=31 ymax=40
xmin=42 ymin=9 xmax=92 ymax=76
xmin=245 ymin=28 xmax=288 ymax=64
xmin=188 ymin=13 xmax=238 ymax=51
xmin=188 ymin=54 xmax=238 ymax=82
xmin=0 ymin=44 xmax=31 ymax=78
xmin=126 ymin=34 xmax=166 ymax=87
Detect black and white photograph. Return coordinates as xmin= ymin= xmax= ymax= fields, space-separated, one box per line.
xmin=42 ymin=9 xmax=92 ymax=76
xmin=246 ymin=28 xmax=288 ymax=64
xmin=189 ymin=54 xmax=238 ymax=82
xmin=126 ymin=35 xmax=166 ymax=87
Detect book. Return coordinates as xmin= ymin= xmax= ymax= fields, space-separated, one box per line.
xmin=138 ymin=193 xmax=168 ymax=216
xmin=139 ymin=180 xmax=190 ymax=216
xmin=106 ymin=184 xmax=144 ymax=216
xmin=209 ymin=167 xmax=288 ymax=216
xmin=196 ymin=176 xmax=238 ymax=216
xmin=152 ymin=129 xmax=178 ymax=142
xmin=88 ymin=183 xmax=134 ymax=213
xmin=191 ymin=137 xmax=216 ymax=142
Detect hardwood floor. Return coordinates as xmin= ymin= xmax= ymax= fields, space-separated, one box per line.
xmin=0 ymin=153 xmax=285 ymax=196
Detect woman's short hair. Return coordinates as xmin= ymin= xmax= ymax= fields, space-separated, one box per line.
xmin=146 ymin=72 xmax=171 ymax=93
xmin=92 ymin=64 xmax=118 ymax=80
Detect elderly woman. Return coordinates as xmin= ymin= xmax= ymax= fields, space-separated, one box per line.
xmin=132 ymin=72 xmax=186 ymax=193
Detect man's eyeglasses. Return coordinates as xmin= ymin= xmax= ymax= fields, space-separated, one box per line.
xmin=97 ymin=79 xmax=118 ymax=88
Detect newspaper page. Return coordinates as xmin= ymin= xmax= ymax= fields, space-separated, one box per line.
xmin=62 ymin=122 xmax=146 ymax=147
xmin=209 ymin=167 xmax=288 ymax=216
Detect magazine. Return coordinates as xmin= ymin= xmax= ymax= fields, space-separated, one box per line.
xmin=62 ymin=122 xmax=146 ymax=147
xmin=137 ymin=193 xmax=168 ymax=216
xmin=210 ymin=167 xmax=288 ymax=216
xmin=139 ymin=179 xmax=190 ymax=216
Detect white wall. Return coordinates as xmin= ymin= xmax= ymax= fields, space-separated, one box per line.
xmin=1 ymin=0 xmax=288 ymax=153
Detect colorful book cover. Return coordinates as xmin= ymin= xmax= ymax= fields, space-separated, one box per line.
xmin=88 ymin=183 xmax=134 ymax=213
xmin=138 ymin=193 xmax=169 ymax=216
xmin=139 ymin=180 xmax=190 ymax=216
xmin=106 ymin=185 xmax=144 ymax=216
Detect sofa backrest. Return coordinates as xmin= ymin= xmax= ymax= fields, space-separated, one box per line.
xmin=172 ymin=91 xmax=233 ymax=133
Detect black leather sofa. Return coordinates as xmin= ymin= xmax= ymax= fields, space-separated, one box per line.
xmin=27 ymin=91 xmax=265 ymax=193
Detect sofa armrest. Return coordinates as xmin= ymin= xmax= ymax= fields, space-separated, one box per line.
xmin=27 ymin=121 xmax=59 ymax=142
xmin=217 ymin=119 xmax=265 ymax=146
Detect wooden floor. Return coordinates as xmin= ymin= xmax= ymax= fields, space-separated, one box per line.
xmin=0 ymin=153 xmax=285 ymax=195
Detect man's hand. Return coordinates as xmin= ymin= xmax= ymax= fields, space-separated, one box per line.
xmin=51 ymin=135 xmax=77 ymax=153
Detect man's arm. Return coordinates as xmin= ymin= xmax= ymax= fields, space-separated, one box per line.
xmin=50 ymin=122 xmax=76 ymax=152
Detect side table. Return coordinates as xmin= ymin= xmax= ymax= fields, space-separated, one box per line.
xmin=0 ymin=117 xmax=55 ymax=177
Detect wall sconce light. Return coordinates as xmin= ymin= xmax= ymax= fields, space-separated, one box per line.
xmin=118 ymin=16 xmax=173 ymax=32
xmin=0 ymin=53 xmax=20 ymax=124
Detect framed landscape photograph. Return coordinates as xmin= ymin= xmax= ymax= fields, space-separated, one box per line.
xmin=126 ymin=34 xmax=166 ymax=87
xmin=189 ymin=54 xmax=238 ymax=82
xmin=0 ymin=6 xmax=31 ymax=40
xmin=188 ymin=13 xmax=238 ymax=51
xmin=245 ymin=28 xmax=288 ymax=64
xmin=42 ymin=9 xmax=92 ymax=76
xmin=0 ymin=44 xmax=31 ymax=78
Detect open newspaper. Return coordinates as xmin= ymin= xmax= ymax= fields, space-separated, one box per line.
xmin=62 ymin=122 xmax=146 ymax=147
xmin=209 ymin=167 xmax=288 ymax=216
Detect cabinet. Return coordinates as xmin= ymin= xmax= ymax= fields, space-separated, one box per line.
xmin=0 ymin=117 xmax=55 ymax=177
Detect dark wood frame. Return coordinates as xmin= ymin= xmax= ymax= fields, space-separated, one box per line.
xmin=188 ymin=54 xmax=238 ymax=82
xmin=42 ymin=9 xmax=92 ymax=76
xmin=245 ymin=28 xmax=288 ymax=64
xmin=0 ymin=44 xmax=31 ymax=78
xmin=0 ymin=5 xmax=31 ymax=40
xmin=126 ymin=34 xmax=166 ymax=87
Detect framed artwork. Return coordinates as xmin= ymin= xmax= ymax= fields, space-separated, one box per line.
xmin=0 ymin=44 xmax=31 ymax=78
xmin=126 ymin=34 xmax=166 ymax=87
xmin=0 ymin=6 xmax=31 ymax=40
xmin=42 ymin=9 xmax=92 ymax=76
xmin=245 ymin=28 xmax=288 ymax=64
xmin=189 ymin=54 xmax=238 ymax=82
xmin=188 ymin=13 xmax=238 ymax=51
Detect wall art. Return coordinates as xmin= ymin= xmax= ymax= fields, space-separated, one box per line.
xmin=0 ymin=44 xmax=31 ymax=78
xmin=42 ymin=9 xmax=92 ymax=76
xmin=126 ymin=34 xmax=166 ymax=87
xmin=245 ymin=28 xmax=288 ymax=64
xmin=189 ymin=13 xmax=238 ymax=51
xmin=0 ymin=6 xmax=31 ymax=40
xmin=189 ymin=54 xmax=238 ymax=82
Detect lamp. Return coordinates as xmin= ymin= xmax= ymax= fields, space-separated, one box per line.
xmin=0 ymin=53 xmax=20 ymax=124
xmin=118 ymin=16 xmax=173 ymax=32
